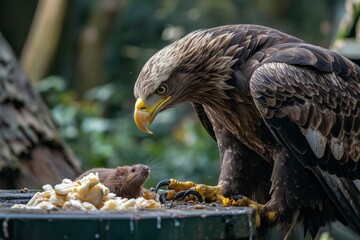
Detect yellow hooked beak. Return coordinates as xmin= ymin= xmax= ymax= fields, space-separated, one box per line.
xmin=134 ymin=96 xmax=171 ymax=134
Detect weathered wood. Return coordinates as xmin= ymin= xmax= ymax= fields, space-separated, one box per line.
xmin=0 ymin=33 xmax=82 ymax=189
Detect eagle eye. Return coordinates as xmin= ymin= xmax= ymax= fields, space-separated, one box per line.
xmin=156 ymin=84 xmax=168 ymax=95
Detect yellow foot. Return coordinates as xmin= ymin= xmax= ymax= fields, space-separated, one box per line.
xmin=223 ymin=196 xmax=277 ymax=228
xmin=155 ymin=178 xmax=278 ymax=229
xmin=155 ymin=178 xmax=224 ymax=203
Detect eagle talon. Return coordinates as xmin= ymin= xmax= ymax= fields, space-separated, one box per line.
xmin=155 ymin=179 xmax=172 ymax=193
xmin=172 ymin=189 xmax=204 ymax=203
xmin=157 ymin=192 xmax=168 ymax=204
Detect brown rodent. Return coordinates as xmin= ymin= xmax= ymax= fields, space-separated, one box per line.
xmin=76 ymin=164 xmax=150 ymax=199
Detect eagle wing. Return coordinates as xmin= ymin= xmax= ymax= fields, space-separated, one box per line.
xmin=250 ymin=43 xmax=360 ymax=231
xmin=250 ymin=43 xmax=360 ymax=178
xmin=192 ymin=103 xmax=216 ymax=141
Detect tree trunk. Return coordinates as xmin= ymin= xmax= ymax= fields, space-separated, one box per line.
xmin=20 ymin=0 xmax=68 ymax=84
xmin=75 ymin=0 xmax=125 ymax=95
xmin=0 ymin=33 xmax=82 ymax=189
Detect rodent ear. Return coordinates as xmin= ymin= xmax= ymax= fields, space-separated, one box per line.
xmin=116 ymin=167 xmax=127 ymax=176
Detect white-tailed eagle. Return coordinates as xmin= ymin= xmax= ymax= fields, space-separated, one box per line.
xmin=133 ymin=24 xmax=360 ymax=238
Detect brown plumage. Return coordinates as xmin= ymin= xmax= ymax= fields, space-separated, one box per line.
xmin=133 ymin=25 xmax=360 ymax=237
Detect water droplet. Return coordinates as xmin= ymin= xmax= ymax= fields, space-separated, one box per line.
xmin=157 ymin=216 xmax=162 ymax=229
xmin=94 ymin=233 xmax=100 ymax=239
xmin=104 ymin=222 xmax=110 ymax=231
xmin=129 ymin=219 xmax=134 ymax=233
xmin=174 ymin=219 xmax=180 ymax=227
xmin=247 ymin=211 xmax=253 ymax=240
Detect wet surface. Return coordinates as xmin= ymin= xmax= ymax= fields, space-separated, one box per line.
xmin=0 ymin=189 xmax=39 ymax=207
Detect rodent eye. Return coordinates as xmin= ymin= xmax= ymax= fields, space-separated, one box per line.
xmin=156 ymin=84 xmax=168 ymax=95
xmin=131 ymin=167 xmax=136 ymax=173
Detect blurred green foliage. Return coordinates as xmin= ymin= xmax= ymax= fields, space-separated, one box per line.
xmin=1 ymin=0 xmax=344 ymax=189
xmin=36 ymin=75 xmax=219 ymax=188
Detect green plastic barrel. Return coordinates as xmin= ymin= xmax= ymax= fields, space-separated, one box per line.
xmin=0 ymin=190 xmax=256 ymax=240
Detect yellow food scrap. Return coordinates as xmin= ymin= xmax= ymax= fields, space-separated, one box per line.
xmin=12 ymin=173 xmax=161 ymax=211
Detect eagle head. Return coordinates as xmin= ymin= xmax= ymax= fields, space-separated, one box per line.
xmin=134 ymin=29 xmax=239 ymax=134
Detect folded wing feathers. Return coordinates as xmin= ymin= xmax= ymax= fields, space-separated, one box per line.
xmin=252 ymin=58 xmax=360 ymax=167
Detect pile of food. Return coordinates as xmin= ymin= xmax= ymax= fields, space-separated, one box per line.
xmin=11 ymin=173 xmax=161 ymax=211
